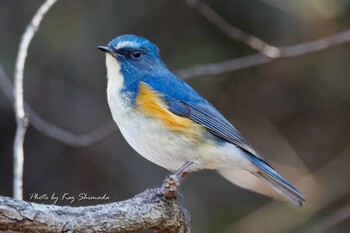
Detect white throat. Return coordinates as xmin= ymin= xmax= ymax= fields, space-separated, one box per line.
xmin=106 ymin=54 xmax=124 ymax=92
xmin=105 ymin=54 xmax=131 ymax=124
xmin=105 ymin=53 xmax=142 ymax=157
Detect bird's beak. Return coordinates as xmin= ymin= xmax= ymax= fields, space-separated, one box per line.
xmin=98 ymin=45 xmax=117 ymax=57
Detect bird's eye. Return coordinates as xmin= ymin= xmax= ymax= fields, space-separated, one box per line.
xmin=131 ymin=50 xmax=141 ymax=59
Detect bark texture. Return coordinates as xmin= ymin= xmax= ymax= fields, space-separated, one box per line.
xmin=0 ymin=188 xmax=190 ymax=233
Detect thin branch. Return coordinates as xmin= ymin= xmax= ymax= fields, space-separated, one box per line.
xmin=0 ymin=65 xmax=116 ymax=147
xmin=13 ymin=0 xmax=58 ymax=200
xmin=185 ymin=0 xmax=281 ymax=58
xmin=178 ymin=53 xmax=269 ymax=79
xmin=178 ymin=28 xmax=350 ymax=79
xmin=29 ymin=116 xmax=116 ymax=147
xmin=0 ymin=177 xmax=191 ymax=233
xmin=308 ymin=202 xmax=350 ymax=233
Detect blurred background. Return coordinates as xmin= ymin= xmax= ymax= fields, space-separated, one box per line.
xmin=1 ymin=0 xmax=350 ymax=232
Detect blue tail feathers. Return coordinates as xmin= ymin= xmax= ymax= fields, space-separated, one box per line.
xmin=246 ymin=154 xmax=306 ymax=207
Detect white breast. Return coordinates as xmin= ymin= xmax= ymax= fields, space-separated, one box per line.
xmin=105 ymin=54 xmax=250 ymax=172
xmin=105 ymin=54 xmax=138 ymax=150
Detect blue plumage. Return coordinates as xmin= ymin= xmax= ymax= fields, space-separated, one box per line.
xmin=98 ymin=34 xmax=306 ymax=207
xmin=245 ymin=153 xmax=305 ymax=207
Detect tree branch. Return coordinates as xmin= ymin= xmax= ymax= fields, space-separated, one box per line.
xmin=185 ymin=0 xmax=281 ymax=58
xmin=0 ymin=186 xmax=190 ymax=233
xmin=13 ymin=0 xmax=58 ymax=200
xmin=0 ymin=65 xmax=116 ymax=147
xmin=177 ymin=28 xmax=350 ymax=79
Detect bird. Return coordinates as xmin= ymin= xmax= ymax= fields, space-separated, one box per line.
xmin=98 ymin=34 xmax=306 ymax=207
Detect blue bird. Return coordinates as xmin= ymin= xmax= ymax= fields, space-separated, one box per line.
xmin=98 ymin=34 xmax=306 ymax=207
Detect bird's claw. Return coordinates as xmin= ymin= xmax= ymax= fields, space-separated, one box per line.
xmin=161 ymin=161 xmax=193 ymax=198
xmin=161 ymin=174 xmax=180 ymax=198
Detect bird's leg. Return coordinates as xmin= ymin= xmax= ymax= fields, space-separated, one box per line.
xmin=161 ymin=161 xmax=193 ymax=198
xmin=174 ymin=161 xmax=193 ymax=180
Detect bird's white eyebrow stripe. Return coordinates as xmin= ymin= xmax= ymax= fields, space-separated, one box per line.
xmin=115 ymin=41 xmax=138 ymax=50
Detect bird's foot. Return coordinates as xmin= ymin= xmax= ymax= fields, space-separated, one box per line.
xmin=161 ymin=161 xmax=193 ymax=198
xmin=161 ymin=174 xmax=180 ymax=198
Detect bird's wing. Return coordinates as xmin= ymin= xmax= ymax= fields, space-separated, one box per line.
xmin=141 ymin=75 xmax=258 ymax=156
xmin=167 ymin=97 xmax=258 ymax=156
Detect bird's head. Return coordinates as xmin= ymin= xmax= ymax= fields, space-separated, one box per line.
xmin=98 ymin=34 xmax=165 ymax=80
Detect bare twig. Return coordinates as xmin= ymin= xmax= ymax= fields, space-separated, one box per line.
xmin=13 ymin=0 xmax=58 ymax=200
xmin=0 ymin=65 xmax=116 ymax=147
xmin=308 ymin=202 xmax=350 ymax=233
xmin=0 ymin=177 xmax=191 ymax=233
xmin=178 ymin=28 xmax=350 ymax=79
xmin=178 ymin=53 xmax=269 ymax=79
xmin=28 ymin=116 xmax=115 ymax=147
xmin=185 ymin=0 xmax=281 ymax=58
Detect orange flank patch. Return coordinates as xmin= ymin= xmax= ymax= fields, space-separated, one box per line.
xmin=135 ymin=82 xmax=204 ymax=137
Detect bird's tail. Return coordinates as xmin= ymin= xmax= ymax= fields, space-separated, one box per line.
xmin=219 ymin=154 xmax=306 ymax=207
